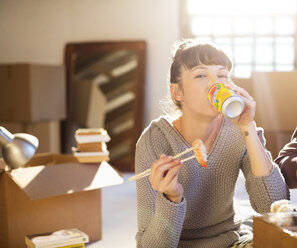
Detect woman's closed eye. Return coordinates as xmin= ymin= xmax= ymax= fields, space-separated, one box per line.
xmin=195 ymin=74 xmax=206 ymax=78
xmin=218 ymin=74 xmax=228 ymax=78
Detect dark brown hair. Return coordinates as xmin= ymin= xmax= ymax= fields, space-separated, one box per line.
xmin=169 ymin=39 xmax=232 ymax=109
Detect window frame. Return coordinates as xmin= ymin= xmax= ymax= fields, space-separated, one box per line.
xmin=180 ymin=0 xmax=297 ymax=78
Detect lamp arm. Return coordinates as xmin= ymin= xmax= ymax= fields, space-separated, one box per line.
xmin=0 ymin=127 xmax=14 ymax=147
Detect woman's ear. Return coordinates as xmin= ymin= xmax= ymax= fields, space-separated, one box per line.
xmin=170 ymin=83 xmax=183 ymax=102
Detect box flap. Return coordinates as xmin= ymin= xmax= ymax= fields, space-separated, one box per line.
xmin=9 ymin=161 xmax=124 ymax=200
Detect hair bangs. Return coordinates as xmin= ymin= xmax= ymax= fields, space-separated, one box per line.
xmin=180 ymin=44 xmax=232 ymax=71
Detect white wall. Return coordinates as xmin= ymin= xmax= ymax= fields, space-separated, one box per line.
xmin=0 ymin=0 xmax=180 ymax=126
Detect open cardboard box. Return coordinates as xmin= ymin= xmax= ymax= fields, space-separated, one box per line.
xmin=0 ymin=153 xmax=124 ymax=248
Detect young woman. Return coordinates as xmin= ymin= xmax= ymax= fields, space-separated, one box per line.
xmin=134 ymin=39 xmax=288 ymax=248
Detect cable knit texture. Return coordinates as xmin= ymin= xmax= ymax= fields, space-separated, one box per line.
xmin=135 ymin=116 xmax=288 ymax=248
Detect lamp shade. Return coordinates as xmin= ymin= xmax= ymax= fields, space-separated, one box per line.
xmin=0 ymin=126 xmax=39 ymax=169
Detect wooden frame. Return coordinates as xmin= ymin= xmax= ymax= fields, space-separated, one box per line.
xmin=61 ymin=41 xmax=146 ymax=172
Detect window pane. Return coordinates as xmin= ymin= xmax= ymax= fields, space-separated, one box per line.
xmin=185 ymin=0 xmax=297 ymax=76
xmin=255 ymin=44 xmax=273 ymax=63
xmin=233 ymin=18 xmax=253 ymax=35
xmin=221 ymin=45 xmax=233 ymax=60
xmin=255 ymin=18 xmax=273 ymax=35
xmin=234 ymin=45 xmax=253 ymax=63
xmin=275 ymin=44 xmax=294 ymax=63
xmin=234 ymin=37 xmax=253 ymax=44
xmin=276 ymin=37 xmax=294 ymax=43
xmin=255 ymin=65 xmax=274 ymax=72
xmin=213 ymin=38 xmax=232 ymax=60
xmin=213 ymin=17 xmax=232 ymax=35
xmin=275 ymin=17 xmax=295 ymax=35
xmin=256 ymin=37 xmax=274 ymax=44
xmin=191 ymin=17 xmax=213 ymax=36
xmin=276 ymin=65 xmax=295 ymax=71
xmin=234 ymin=65 xmax=252 ymax=78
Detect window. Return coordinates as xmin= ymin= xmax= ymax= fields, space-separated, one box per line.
xmin=181 ymin=0 xmax=297 ymax=77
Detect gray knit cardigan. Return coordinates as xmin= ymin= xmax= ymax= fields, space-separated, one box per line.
xmin=135 ymin=116 xmax=288 ymax=248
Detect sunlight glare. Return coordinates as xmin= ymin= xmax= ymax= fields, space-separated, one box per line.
xmin=234 ymin=65 xmax=252 ymax=78
xmin=255 ymin=65 xmax=273 ymax=72
xmin=255 ymin=45 xmax=273 ymax=64
xmin=276 ymin=65 xmax=294 ymax=71
xmin=213 ymin=17 xmax=232 ymax=35
xmin=191 ymin=17 xmax=212 ymax=36
xmin=275 ymin=44 xmax=294 ymax=63
xmin=255 ymin=18 xmax=273 ymax=35
xmin=275 ymin=17 xmax=296 ymax=34
xmin=188 ymin=0 xmax=297 ymax=15
xmin=234 ymin=18 xmax=253 ymax=35
xmin=234 ymin=45 xmax=253 ymax=63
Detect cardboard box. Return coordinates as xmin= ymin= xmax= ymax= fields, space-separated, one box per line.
xmin=252 ymin=71 xmax=297 ymax=132
xmin=254 ymin=214 xmax=297 ymax=248
xmin=0 ymin=63 xmax=66 ymax=122
xmin=0 ymin=121 xmax=61 ymax=154
xmin=0 ymin=153 xmax=123 ymax=248
xmin=72 ymin=79 xmax=106 ymax=128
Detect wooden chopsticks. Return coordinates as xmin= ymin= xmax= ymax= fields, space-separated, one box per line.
xmin=128 ymin=145 xmax=199 ymax=181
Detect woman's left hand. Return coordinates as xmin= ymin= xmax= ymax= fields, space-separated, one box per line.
xmin=223 ymin=81 xmax=256 ymax=128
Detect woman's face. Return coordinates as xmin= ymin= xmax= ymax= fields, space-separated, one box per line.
xmin=173 ymin=64 xmax=230 ymax=117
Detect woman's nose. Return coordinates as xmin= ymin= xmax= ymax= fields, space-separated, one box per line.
xmin=208 ymin=75 xmax=218 ymax=85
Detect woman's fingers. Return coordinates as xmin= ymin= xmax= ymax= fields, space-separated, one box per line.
xmin=159 ymin=163 xmax=182 ymax=189
xmin=159 ymin=164 xmax=184 ymax=202
xmin=151 ymin=154 xmax=169 ymax=170
xmin=164 ymin=163 xmax=182 ymax=183
xmin=225 ymin=81 xmax=249 ymax=97
xmin=150 ymin=155 xmax=173 ymax=178
xmin=149 ymin=154 xmax=183 ymax=190
xmin=150 ymin=158 xmax=181 ymax=189
xmin=148 ymin=154 xmax=184 ymax=202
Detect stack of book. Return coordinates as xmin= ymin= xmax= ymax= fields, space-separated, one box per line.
xmin=72 ymin=128 xmax=111 ymax=163
xmin=25 ymin=228 xmax=89 ymax=248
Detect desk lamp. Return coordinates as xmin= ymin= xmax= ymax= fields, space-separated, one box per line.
xmin=0 ymin=126 xmax=39 ymax=169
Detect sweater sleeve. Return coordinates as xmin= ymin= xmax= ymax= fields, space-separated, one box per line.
xmin=274 ymin=128 xmax=297 ymax=189
xmin=135 ymin=126 xmax=187 ymax=248
xmin=240 ymin=127 xmax=289 ymax=213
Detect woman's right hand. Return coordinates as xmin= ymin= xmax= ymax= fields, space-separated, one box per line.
xmin=150 ymin=154 xmax=184 ymax=203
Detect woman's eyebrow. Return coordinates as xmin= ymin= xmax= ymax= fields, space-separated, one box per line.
xmin=191 ymin=65 xmax=228 ymax=71
xmin=191 ymin=66 xmax=207 ymax=71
